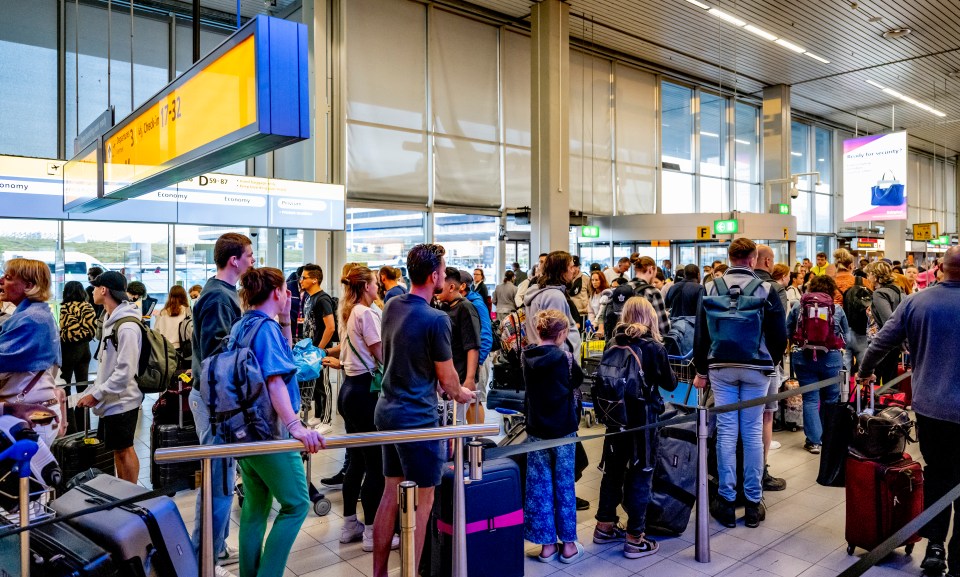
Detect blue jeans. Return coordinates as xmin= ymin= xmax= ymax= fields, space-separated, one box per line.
xmin=525 ymin=433 xmax=578 ymax=544
xmin=710 ymin=367 xmax=769 ymax=504
xmin=792 ymin=351 xmax=842 ymax=446
xmin=189 ymin=387 xmax=237 ymax=559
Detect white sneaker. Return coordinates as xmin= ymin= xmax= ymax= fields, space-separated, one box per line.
xmin=361 ymin=526 xmax=400 ymax=552
xmin=341 ymin=519 xmax=365 ymax=544
xmin=307 ymin=417 xmax=325 ymax=428
xmin=215 ymin=566 xmax=238 ymax=577
xmin=770 ymin=440 xmax=782 ymax=450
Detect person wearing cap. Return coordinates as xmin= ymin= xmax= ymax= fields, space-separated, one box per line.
xmin=77 ymin=271 xmax=144 ymax=484
xmin=458 ymin=269 xmax=493 ymax=404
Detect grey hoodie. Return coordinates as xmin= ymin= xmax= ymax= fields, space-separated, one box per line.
xmin=523 ymin=284 xmax=582 ymax=359
xmin=89 ymin=301 xmax=144 ymax=416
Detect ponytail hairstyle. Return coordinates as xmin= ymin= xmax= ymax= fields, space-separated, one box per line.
xmin=239 ymin=267 xmax=285 ymax=309
xmin=340 ymin=266 xmax=376 ymax=329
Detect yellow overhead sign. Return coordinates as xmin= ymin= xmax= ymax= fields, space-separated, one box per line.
xmin=913 ymin=222 xmax=938 ymax=242
xmin=103 ymin=36 xmax=257 ymax=194
xmin=696 ymin=226 xmax=711 ymax=240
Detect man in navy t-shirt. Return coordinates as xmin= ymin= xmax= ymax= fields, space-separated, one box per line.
xmin=371 ymin=244 xmax=475 ymax=577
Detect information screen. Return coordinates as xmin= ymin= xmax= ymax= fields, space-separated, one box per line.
xmin=843 ymin=131 xmax=908 ymax=222
xmin=63 ymin=140 xmax=101 ymax=211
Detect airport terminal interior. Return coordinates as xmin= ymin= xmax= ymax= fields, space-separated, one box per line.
xmin=2 ymin=0 xmax=960 ymax=576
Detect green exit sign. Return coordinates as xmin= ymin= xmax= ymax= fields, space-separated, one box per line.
xmin=778 ymin=203 xmax=790 ymax=215
xmin=714 ymin=219 xmax=739 ymax=235
xmin=580 ymin=225 xmax=600 ymax=238
xmin=931 ymin=235 xmax=950 ymax=245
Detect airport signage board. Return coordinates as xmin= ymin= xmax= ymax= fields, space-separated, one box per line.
xmin=713 ymin=219 xmax=739 ymax=235
xmin=580 ymin=225 xmax=600 ymax=238
xmin=95 ymin=15 xmax=309 ymax=206
xmin=843 ymin=131 xmax=907 ymax=222
xmin=912 ymin=223 xmax=938 ymax=242
xmin=63 ymin=139 xmax=106 ymax=211
xmin=930 ymin=235 xmax=951 ymax=246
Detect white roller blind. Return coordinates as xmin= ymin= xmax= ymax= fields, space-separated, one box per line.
xmin=347 ymin=124 xmax=428 ymax=202
xmin=434 ymin=137 xmax=499 ymax=208
xmin=614 ymin=64 xmax=657 ymax=214
xmin=503 ymin=31 xmax=531 ymax=209
xmin=570 ymin=50 xmax=613 ymax=215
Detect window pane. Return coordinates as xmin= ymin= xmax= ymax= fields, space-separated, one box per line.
xmin=434 ymin=213 xmax=499 ymax=286
xmin=346 ymin=209 xmax=425 ymax=269
xmin=0 ymin=0 xmax=57 ymax=157
xmin=814 ymin=194 xmax=832 ymax=233
xmin=793 ymin=190 xmax=811 ymax=233
xmin=699 ymin=176 xmax=727 ymax=213
xmin=699 ymin=92 xmax=726 ymax=178
xmin=579 ymin=242 xmax=611 ymax=270
xmin=791 ymin=121 xmax=809 ymax=187
xmin=661 ymin=171 xmax=694 ymax=213
xmin=661 ymin=82 xmax=693 ymax=172
xmin=282 ymin=229 xmax=304 ymax=278
xmin=174 ymin=225 xmax=219 ymax=294
xmin=815 ymin=127 xmax=832 ymax=192
xmin=735 ymin=181 xmax=760 ymax=213
xmin=734 ymin=102 xmax=759 ymax=183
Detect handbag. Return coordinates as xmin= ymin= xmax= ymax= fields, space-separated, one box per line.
xmin=870 ymin=171 xmax=906 ymax=206
xmin=851 ymin=406 xmax=915 ymax=459
xmin=292 ymin=338 xmax=324 ymax=382
xmin=346 ymin=335 xmax=384 ymax=393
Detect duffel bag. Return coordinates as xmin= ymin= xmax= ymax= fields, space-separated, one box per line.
xmin=851 ymin=406 xmax=915 ymax=460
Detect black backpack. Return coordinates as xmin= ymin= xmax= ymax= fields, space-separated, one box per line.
xmin=842 ymin=277 xmax=873 ymax=335
xmin=592 ymin=344 xmax=647 ymax=429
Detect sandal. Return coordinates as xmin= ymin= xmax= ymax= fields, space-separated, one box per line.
xmin=559 ymin=542 xmax=585 ymax=564
xmin=537 ymin=544 xmax=559 ymax=563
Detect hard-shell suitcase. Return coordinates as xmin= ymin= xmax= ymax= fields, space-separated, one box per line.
xmin=424 ymin=458 xmax=524 ymax=577
xmin=150 ymin=373 xmax=193 ymax=427
xmin=0 ymin=515 xmax=120 ymax=577
xmin=150 ymin=378 xmax=200 ymax=492
xmin=50 ymin=473 xmax=198 ymax=577
xmin=51 ymin=408 xmax=115 ymax=489
xmin=647 ymin=416 xmax=697 ymax=535
xmin=844 ymin=451 xmax=923 ymax=555
xmin=485 ymin=387 xmax=524 ymax=412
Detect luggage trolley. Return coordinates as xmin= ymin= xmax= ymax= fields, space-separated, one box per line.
xmin=298 ymin=371 xmax=332 ymax=516
xmin=580 ymin=338 xmax=605 ymax=428
xmin=664 ymin=351 xmax=697 ymax=406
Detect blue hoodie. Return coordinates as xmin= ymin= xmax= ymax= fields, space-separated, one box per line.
xmin=465 ymin=290 xmax=492 ymax=365
xmin=0 ymin=300 xmax=61 ymax=372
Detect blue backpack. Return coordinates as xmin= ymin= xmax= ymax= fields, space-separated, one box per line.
xmin=199 ymin=316 xmax=274 ymax=444
xmin=700 ymin=277 xmax=765 ymax=363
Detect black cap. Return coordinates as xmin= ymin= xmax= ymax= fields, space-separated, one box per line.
xmin=610 ymin=284 xmax=634 ymax=313
xmin=90 ymin=271 xmax=127 ymax=292
xmin=590 ymin=263 xmax=601 ymax=272
xmin=458 ymin=269 xmax=474 ymax=288
xmin=572 ymin=255 xmax=581 ymax=267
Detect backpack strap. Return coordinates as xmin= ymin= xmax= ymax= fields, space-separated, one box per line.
xmin=102 ymin=317 xmax=148 ymax=373
xmin=742 ymin=278 xmax=763 ymax=297
xmin=713 ymin=276 xmax=728 ymax=295
xmin=206 ymin=315 xmax=269 ymax=430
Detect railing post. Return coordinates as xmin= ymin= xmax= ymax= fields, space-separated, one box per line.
xmin=452 ymin=434 xmax=467 ymax=577
xmin=840 ymin=369 xmax=849 ymax=402
xmin=19 ymin=474 xmax=30 ymax=577
xmin=695 ymin=390 xmax=711 ymax=563
xmin=200 ymin=458 xmax=214 ymax=577
xmin=467 ymin=440 xmax=483 ymax=482
xmin=398 ymin=481 xmax=418 ymax=577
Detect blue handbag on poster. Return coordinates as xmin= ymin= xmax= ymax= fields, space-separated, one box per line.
xmin=871 ymin=172 xmax=905 ymax=206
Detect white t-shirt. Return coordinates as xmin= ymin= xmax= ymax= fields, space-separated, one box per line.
xmin=341 ymin=304 xmax=382 ymax=377
xmin=154 ymin=308 xmax=188 ymax=348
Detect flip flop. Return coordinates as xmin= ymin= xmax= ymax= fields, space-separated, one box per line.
xmin=559 ymin=542 xmax=585 ymax=564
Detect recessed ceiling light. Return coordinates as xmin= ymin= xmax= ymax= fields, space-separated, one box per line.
xmin=735 ymin=139 xmax=751 ymax=145
xmin=865 ymin=79 xmax=885 ymax=88
xmin=791 ymin=152 xmax=802 ymax=157
xmin=701 ymin=131 xmax=720 ymax=138
xmin=685 ymin=0 xmax=711 ymax=9
xmin=775 ymin=38 xmax=806 ymax=53
xmin=882 ymin=28 xmax=912 ymax=39
xmin=804 ymin=52 xmax=830 ymax=64
xmin=744 ymin=24 xmax=778 ymax=41
xmin=709 ymin=8 xmax=746 ymax=27
xmin=866 ymin=80 xmax=947 ymax=117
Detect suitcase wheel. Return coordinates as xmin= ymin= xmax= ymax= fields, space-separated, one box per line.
xmin=313 ymin=497 xmax=332 ymax=516
xmin=847 ymin=544 xmax=855 ymax=556
xmin=584 ymin=412 xmax=594 ymax=428
xmin=904 ymin=544 xmax=914 ymax=555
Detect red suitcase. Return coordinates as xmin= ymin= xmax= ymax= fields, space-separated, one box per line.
xmin=845 ymin=451 xmax=923 ymax=555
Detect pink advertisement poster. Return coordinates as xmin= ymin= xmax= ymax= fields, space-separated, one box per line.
xmin=843 ymin=131 xmax=907 ymax=222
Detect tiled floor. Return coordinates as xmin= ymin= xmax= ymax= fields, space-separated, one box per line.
xmin=129 ymin=393 xmax=933 ymax=577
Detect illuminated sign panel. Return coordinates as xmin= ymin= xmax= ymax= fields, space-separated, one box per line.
xmin=63 ymin=140 xmax=106 ymax=211
xmin=97 ymin=15 xmax=308 ymax=204
xmin=714 ymin=219 xmax=739 ymax=235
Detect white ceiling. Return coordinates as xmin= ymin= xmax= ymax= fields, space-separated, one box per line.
xmin=450 ymin=0 xmax=960 ymax=158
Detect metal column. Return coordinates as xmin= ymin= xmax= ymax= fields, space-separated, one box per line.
xmin=695 ymin=390 xmax=711 ymax=563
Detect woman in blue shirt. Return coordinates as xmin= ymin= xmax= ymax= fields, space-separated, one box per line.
xmin=786 ymin=274 xmax=850 ymax=454
xmin=235 ymin=267 xmax=324 ymax=577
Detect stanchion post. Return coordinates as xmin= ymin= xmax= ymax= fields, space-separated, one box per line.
xmin=398 ymin=481 xmax=418 ymax=577
xmin=452 ymin=434 xmax=467 ymax=577
xmin=695 ymin=390 xmax=711 ymax=563
xmin=200 ymin=458 xmax=213 ymax=577
xmin=19 ymin=474 xmax=30 ymax=577
xmin=840 ymin=369 xmax=849 ymax=401
xmin=467 ymin=440 xmax=483 ymax=482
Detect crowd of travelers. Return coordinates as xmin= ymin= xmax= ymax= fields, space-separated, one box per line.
xmin=1 ymin=234 xmax=957 ymax=577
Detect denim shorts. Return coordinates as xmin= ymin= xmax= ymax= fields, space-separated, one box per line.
xmin=382 ymin=439 xmax=445 ymax=487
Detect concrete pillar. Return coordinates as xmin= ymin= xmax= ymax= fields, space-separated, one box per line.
xmin=884 ymin=221 xmax=906 ymax=261
xmin=530 ymin=0 xmax=570 ymax=257
xmin=762 ymin=85 xmax=792 ymax=208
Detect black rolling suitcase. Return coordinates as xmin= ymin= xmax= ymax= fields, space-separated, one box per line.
xmin=50 ymin=473 xmax=198 ymax=577
xmin=0 ymin=516 xmax=120 ymax=577
xmin=150 ymin=378 xmax=200 ymax=491
xmin=51 ymin=408 xmax=115 ymax=489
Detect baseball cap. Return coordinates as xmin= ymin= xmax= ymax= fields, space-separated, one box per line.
xmin=572 ymin=255 xmax=581 ymax=267
xmin=458 ymin=269 xmax=474 ymax=289
xmin=90 ymin=271 xmax=127 ymax=292
xmin=590 ymin=263 xmax=602 ymax=272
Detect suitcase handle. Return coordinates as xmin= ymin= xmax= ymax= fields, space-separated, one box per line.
xmin=856 ymin=377 xmax=875 ymax=416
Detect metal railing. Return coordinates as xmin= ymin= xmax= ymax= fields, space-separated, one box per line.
xmin=155 ymin=421 xmax=499 ymax=577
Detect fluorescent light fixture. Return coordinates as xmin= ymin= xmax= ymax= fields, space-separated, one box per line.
xmin=791 ymin=152 xmax=802 ymax=157
xmin=866 ymin=79 xmax=947 ymax=117
xmin=709 ymin=8 xmax=746 ymax=27
xmin=774 ymin=38 xmax=806 ymax=53
xmin=735 ymin=139 xmax=751 ymax=145
xmin=804 ymin=52 xmax=830 ymax=64
xmin=685 ymin=0 xmax=711 ymax=8
xmin=701 ymin=131 xmax=720 ymax=138
xmin=743 ymin=24 xmax=778 ymax=41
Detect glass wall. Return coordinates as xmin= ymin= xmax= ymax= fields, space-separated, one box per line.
xmin=434 ymin=213 xmax=499 ymax=288
xmin=345 ymin=209 xmax=426 ymax=271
